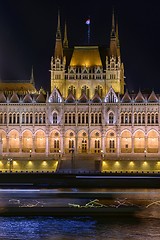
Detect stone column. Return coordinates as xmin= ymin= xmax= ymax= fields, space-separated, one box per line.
xmin=45 ymin=135 xmax=49 ymax=157
xmin=32 ymin=136 xmax=35 ymax=153
xmin=131 ymin=136 xmax=134 ymax=154
xmin=6 ymin=136 xmax=9 ymax=154
xmin=19 ymin=136 xmax=22 ymax=153
xmin=116 ymin=134 xmax=120 ymax=157
xmin=88 ymin=134 xmax=91 ymax=153
xmin=75 ymin=135 xmax=78 ymax=154
xmin=0 ymin=137 xmax=2 ymax=157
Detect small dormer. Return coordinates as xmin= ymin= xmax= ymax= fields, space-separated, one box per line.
xmin=0 ymin=92 xmax=7 ymax=103
xmin=134 ymin=90 xmax=145 ymax=103
xmin=78 ymin=92 xmax=89 ymax=103
xmin=10 ymin=92 xmax=19 ymax=103
xmin=23 ymin=94 xmax=32 ymax=103
xmin=36 ymin=92 xmax=46 ymax=103
xmin=148 ymin=90 xmax=158 ymax=103
xmin=66 ymin=92 xmax=76 ymax=103
xmin=121 ymin=89 xmax=131 ymax=103
xmin=91 ymin=92 xmax=102 ymax=103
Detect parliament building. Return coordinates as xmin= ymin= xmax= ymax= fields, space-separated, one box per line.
xmin=0 ymin=12 xmax=159 ymax=161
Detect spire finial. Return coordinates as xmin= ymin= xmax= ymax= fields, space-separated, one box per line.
xmin=63 ymin=21 xmax=68 ymax=48
xmin=116 ymin=20 xmax=120 ymax=47
xmin=110 ymin=7 xmax=116 ymax=38
xmin=56 ymin=10 xmax=61 ymax=39
xmin=112 ymin=8 xmax=115 ymax=32
xmin=30 ymin=65 xmax=35 ymax=86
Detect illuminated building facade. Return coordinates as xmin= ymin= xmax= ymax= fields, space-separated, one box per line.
xmin=0 ymin=12 xmax=159 ymax=161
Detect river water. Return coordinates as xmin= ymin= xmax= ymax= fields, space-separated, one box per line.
xmin=0 ymin=188 xmax=160 ymax=239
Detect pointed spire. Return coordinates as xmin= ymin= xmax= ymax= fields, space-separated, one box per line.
xmin=109 ymin=9 xmax=121 ymax=58
xmin=30 ymin=66 xmax=35 ymax=86
xmin=116 ymin=20 xmax=120 ymax=47
xmin=56 ymin=10 xmax=61 ymax=39
xmin=63 ymin=21 xmax=68 ymax=48
xmin=54 ymin=11 xmax=63 ymax=59
xmin=110 ymin=8 xmax=116 ymax=38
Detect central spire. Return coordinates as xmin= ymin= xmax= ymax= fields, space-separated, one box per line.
xmin=110 ymin=8 xmax=116 ymax=38
xmin=54 ymin=11 xmax=63 ymax=59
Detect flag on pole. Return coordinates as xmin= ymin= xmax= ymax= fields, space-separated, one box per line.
xmin=85 ymin=18 xmax=90 ymax=25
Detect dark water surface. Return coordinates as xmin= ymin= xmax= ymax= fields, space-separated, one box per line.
xmin=0 ymin=216 xmax=159 ymax=240
xmin=0 ymin=188 xmax=160 ymax=239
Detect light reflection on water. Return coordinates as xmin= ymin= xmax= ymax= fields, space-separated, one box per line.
xmin=0 ymin=188 xmax=160 ymax=239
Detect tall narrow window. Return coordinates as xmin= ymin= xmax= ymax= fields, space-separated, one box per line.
xmin=109 ymin=112 xmax=114 ymax=124
xmin=53 ymin=113 xmax=57 ymax=124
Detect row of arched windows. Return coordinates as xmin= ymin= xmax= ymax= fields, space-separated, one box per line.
xmin=64 ymin=112 xmax=102 ymax=125
xmin=0 ymin=112 xmax=47 ymax=125
xmin=68 ymin=85 xmax=103 ymax=98
xmin=121 ymin=112 xmax=159 ymax=124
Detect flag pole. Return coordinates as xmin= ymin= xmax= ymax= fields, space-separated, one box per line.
xmin=86 ymin=17 xmax=90 ymax=45
xmin=88 ymin=23 xmax=90 ymax=45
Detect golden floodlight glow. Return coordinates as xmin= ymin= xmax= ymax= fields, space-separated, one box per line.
xmin=143 ymin=161 xmax=148 ymax=166
xmin=28 ymin=161 xmax=33 ymax=165
xmin=13 ymin=161 xmax=17 ymax=165
xmin=115 ymin=161 xmax=120 ymax=166
xmin=42 ymin=161 xmax=47 ymax=166
xmin=129 ymin=161 xmax=134 ymax=167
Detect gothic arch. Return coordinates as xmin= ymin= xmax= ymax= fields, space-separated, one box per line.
xmin=105 ymin=130 xmax=116 ymax=153
xmin=120 ymin=130 xmax=132 ymax=153
xmin=133 ymin=130 xmax=145 ymax=153
xmin=147 ymin=129 xmax=158 ymax=153
xmin=8 ymin=129 xmax=20 ymax=152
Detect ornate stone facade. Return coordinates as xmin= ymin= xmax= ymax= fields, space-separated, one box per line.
xmin=0 ymin=12 xmax=159 ymax=160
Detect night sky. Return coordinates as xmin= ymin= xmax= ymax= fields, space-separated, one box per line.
xmin=0 ymin=0 xmax=159 ymax=93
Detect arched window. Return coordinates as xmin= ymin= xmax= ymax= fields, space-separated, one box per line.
xmin=147 ymin=113 xmax=150 ymax=124
xmin=109 ymin=112 xmax=114 ymax=124
xmin=9 ymin=113 xmax=12 ymax=124
xmin=99 ymin=113 xmax=102 ymax=124
xmin=30 ymin=113 xmax=33 ymax=124
xmin=68 ymin=85 xmax=76 ymax=96
xmin=26 ymin=113 xmax=29 ymax=124
xmin=35 ymin=113 xmax=38 ymax=124
xmin=156 ymin=113 xmax=158 ymax=124
xmin=65 ymin=113 xmax=68 ymax=124
xmin=0 ymin=113 xmax=2 ymax=124
xmin=129 ymin=113 xmax=132 ymax=124
xmin=91 ymin=113 xmax=94 ymax=124
xmin=53 ymin=112 xmax=57 ymax=124
xmin=95 ymin=85 xmax=103 ymax=97
xmin=121 ymin=113 xmax=124 ymax=124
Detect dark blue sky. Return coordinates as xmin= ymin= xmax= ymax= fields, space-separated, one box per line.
xmin=0 ymin=0 xmax=159 ymax=93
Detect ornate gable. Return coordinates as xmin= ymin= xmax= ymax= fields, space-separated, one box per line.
xmin=105 ymin=87 xmax=118 ymax=103
xmin=49 ymin=87 xmax=63 ymax=103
